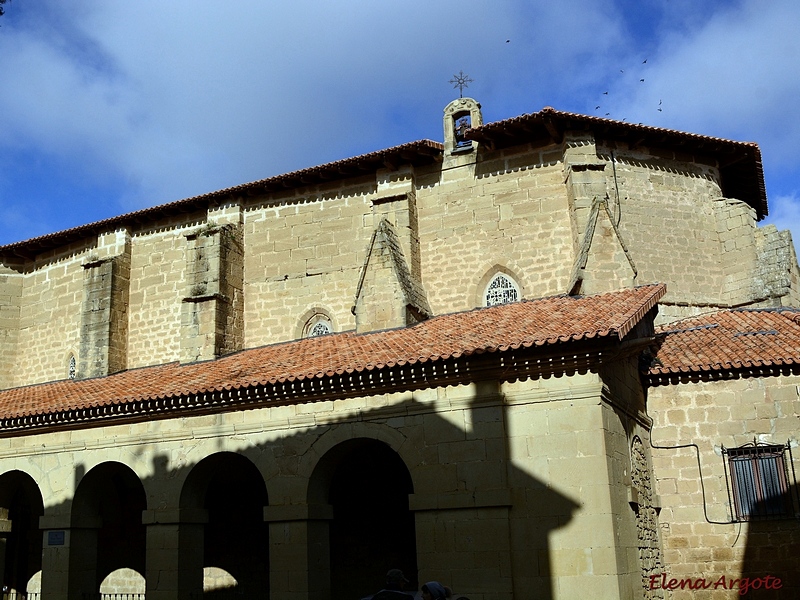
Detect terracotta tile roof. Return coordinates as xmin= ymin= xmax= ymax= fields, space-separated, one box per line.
xmin=649 ymin=308 xmax=800 ymax=378
xmin=467 ymin=106 xmax=767 ymax=218
xmin=0 ymin=284 xmax=665 ymax=423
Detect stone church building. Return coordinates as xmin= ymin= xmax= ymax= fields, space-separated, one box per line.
xmin=0 ymin=98 xmax=799 ymax=600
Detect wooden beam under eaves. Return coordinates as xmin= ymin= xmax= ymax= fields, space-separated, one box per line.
xmin=543 ymin=118 xmax=563 ymax=144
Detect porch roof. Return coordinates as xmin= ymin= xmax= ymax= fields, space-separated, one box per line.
xmin=0 ymin=284 xmax=665 ymax=431
xmin=648 ymin=307 xmax=800 ymax=382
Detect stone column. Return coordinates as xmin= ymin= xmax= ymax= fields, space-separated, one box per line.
xmin=39 ymin=514 xmax=101 ymax=600
xmin=143 ymin=508 xmax=207 ymax=600
xmin=264 ymin=504 xmax=333 ymax=600
xmin=0 ymin=517 xmax=10 ymax=592
xmin=562 ymin=132 xmax=607 ymax=251
xmin=0 ymin=267 xmax=22 ymax=390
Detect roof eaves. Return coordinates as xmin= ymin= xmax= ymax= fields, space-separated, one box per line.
xmin=0 ymin=139 xmax=444 ymax=260
xmin=467 ymin=108 xmax=767 ymax=219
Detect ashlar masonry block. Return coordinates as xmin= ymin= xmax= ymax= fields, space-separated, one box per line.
xmin=181 ymin=222 xmax=244 ymax=363
xmin=78 ymin=234 xmax=131 ymax=379
xmin=0 ymin=267 xmax=22 ymax=390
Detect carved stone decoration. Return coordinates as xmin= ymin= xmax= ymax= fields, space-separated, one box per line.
xmin=631 ymin=436 xmax=665 ymax=599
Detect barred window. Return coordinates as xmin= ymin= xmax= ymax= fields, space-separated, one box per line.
xmin=485 ymin=273 xmax=519 ymax=307
xmin=723 ymin=442 xmax=796 ymax=521
xmin=68 ymin=354 xmax=77 ymax=380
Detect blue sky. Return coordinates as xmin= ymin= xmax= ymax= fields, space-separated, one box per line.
xmin=1 ymin=0 xmax=798 ymax=247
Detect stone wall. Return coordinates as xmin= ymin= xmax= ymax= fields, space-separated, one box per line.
xmin=600 ymin=148 xmax=726 ymax=313
xmin=13 ymin=250 xmax=85 ymax=386
xmin=648 ymin=374 xmax=800 ymax=599
xmin=0 ymin=129 xmax=798 ymax=389
xmin=0 ymin=368 xmax=650 ymax=600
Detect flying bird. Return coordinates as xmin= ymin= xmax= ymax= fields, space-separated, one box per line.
xmin=643 ymin=59 xmax=648 ymax=64
xmin=506 ymin=39 xmax=510 ymax=43
xmin=640 ymin=79 xmax=645 ymax=82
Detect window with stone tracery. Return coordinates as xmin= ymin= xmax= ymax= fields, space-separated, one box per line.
xmin=484 ymin=273 xmax=520 ymax=307
xmin=304 ymin=314 xmax=333 ymax=338
xmin=68 ymin=354 xmax=77 ymax=380
xmin=308 ymin=320 xmax=332 ymax=337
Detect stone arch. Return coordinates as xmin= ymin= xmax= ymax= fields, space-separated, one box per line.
xmin=302 ymin=420 xmax=420 ymax=497
xmin=473 ymin=264 xmax=524 ymax=308
xmin=25 ymin=570 xmax=41 ymax=595
xmin=69 ymin=461 xmax=147 ymax=598
xmin=0 ymin=470 xmax=44 ymax=596
xmin=306 ymin=432 xmax=418 ymax=600
xmin=179 ymin=452 xmax=269 ymax=599
xmin=296 ymin=306 xmax=337 ymax=339
xmin=99 ymin=567 xmax=146 ymax=595
xmin=202 ymin=566 xmax=237 ymax=592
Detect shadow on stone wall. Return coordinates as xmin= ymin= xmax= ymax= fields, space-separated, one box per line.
xmin=1 ymin=391 xmax=579 ymax=600
xmin=739 ymin=482 xmax=800 ymax=599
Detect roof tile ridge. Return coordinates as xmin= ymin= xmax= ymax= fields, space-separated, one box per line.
xmin=608 ymin=283 xmax=667 ymax=339
xmin=469 ymin=107 xmax=761 ymax=149
xmin=1 ymin=139 xmax=444 ymax=252
xmin=654 ymin=308 xmax=730 ymax=334
xmin=775 ymin=309 xmax=800 ymax=325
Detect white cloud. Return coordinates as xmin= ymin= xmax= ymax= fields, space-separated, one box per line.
xmin=1 ymin=0 xmax=798 ymax=255
xmin=609 ymin=0 xmax=800 ymax=152
xmin=0 ymin=0 xmax=628 ymax=216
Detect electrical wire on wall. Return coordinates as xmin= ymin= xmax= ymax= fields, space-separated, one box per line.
xmin=648 ymin=436 xmax=738 ymax=527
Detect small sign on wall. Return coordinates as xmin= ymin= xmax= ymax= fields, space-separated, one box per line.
xmin=47 ymin=530 xmax=65 ymax=546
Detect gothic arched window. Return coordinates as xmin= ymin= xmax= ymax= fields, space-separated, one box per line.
xmin=484 ymin=273 xmax=520 ymax=307
xmin=68 ymin=354 xmax=77 ymax=380
xmin=304 ymin=314 xmax=333 ymax=338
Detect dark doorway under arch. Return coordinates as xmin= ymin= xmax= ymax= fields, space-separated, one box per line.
xmin=0 ymin=471 xmax=44 ymax=596
xmin=180 ymin=452 xmax=269 ymax=599
xmin=327 ymin=440 xmax=417 ymax=600
xmin=69 ymin=462 xmax=147 ymax=597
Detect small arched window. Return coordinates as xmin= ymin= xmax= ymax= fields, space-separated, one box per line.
xmin=67 ymin=354 xmax=77 ymax=380
xmin=484 ymin=273 xmax=520 ymax=307
xmin=304 ymin=314 xmax=333 ymax=337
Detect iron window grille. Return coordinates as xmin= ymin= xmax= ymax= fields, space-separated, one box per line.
xmin=722 ymin=440 xmax=799 ymax=522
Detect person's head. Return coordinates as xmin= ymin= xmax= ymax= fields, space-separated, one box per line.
xmin=385 ymin=569 xmax=409 ymax=591
xmin=421 ymin=581 xmax=450 ymax=600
